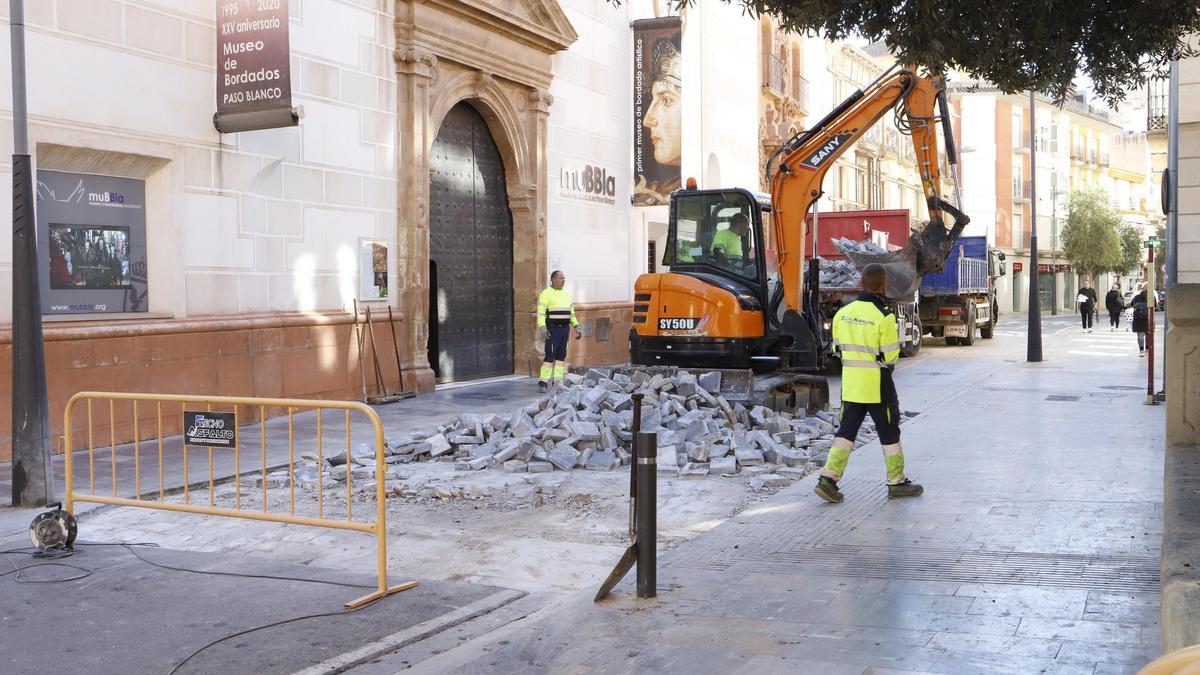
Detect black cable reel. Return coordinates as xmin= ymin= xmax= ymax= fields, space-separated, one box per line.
xmin=29 ymin=502 xmax=77 ymax=558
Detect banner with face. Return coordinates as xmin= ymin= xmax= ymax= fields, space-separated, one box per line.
xmin=632 ymin=17 xmax=682 ymax=207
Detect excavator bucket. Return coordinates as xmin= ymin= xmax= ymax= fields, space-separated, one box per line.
xmin=842 ymin=200 xmax=971 ymax=299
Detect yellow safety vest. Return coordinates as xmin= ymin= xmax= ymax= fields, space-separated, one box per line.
xmin=537 ymin=286 xmax=578 ymax=328
xmin=832 ymin=293 xmax=901 ymax=404
xmin=712 ymin=228 xmax=743 ymax=257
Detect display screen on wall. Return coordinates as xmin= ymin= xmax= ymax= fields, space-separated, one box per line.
xmin=49 ymin=225 xmax=132 ymax=289
xmin=631 ymin=16 xmax=682 ymax=207
xmin=36 ymin=170 xmax=148 ymax=315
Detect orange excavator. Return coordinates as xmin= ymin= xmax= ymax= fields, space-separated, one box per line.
xmin=628 ymin=66 xmax=969 ymax=408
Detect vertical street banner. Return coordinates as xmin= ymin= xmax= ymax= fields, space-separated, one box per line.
xmin=214 ymin=0 xmax=298 ymax=133
xmin=632 ymin=17 xmax=682 ymax=207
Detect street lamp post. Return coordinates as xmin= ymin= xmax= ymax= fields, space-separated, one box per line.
xmin=1027 ymin=90 xmax=1042 ymax=362
xmin=9 ymin=0 xmax=52 ymax=506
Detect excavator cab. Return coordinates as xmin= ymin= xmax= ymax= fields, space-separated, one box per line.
xmin=631 ymin=187 xmax=778 ymax=370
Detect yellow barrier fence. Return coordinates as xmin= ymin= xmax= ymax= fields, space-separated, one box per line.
xmin=63 ymin=391 xmax=416 ymax=608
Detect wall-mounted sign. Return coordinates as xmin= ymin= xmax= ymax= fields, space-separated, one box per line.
xmin=215 ymin=0 xmax=297 ymax=133
xmin=184 ymin=411 xmax=237 ymax=448
xmin=1038 ymin=263 xmax=1051 ymax=273
xmin=1012 ymin=262 xmax=1023 ymax=272
xmin=359 ymin=239 xmax=389 ymax=300
xmin=559 ymin=163 xmax=617 ymax=204
xmin=36 ymin=170 xmax=148 ymax=315
xmin=631 ymin=17 xmax=681 ymax=207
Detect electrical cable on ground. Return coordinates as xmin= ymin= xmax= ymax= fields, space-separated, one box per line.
xmin=0 ymin=540 xmax=400 ymax=675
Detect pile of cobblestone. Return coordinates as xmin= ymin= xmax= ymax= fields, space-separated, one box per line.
xmin=818 ymin=257 xmax=863 ymax=288
xmin=273 ymin=369 xmax=891 ymax=495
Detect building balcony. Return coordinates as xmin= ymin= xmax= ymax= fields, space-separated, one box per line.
xmin=1070 ymin=147 xmax=1086 ymax=164
xmin=1014 ymin=130 xmax=1031 ymax=153
xmin=1013 ymin=179 xmax=1031 ymax=201
xmin=791 ymin=75 xmax=809 ymax=116
xmin=1100 ymin=152 xmax=1111 ymax=167
xmin=1148 ymin=77 xmax=1169 ymax=132
xmin=763 ymin=54 xmax=786 ymax=97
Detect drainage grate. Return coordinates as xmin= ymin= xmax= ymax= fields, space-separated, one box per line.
xmin=1100 ymin=385 xmax=1143 ymax=391
xmin=454 ymin=392 xmax=505 ymax=401
xmin=1045 ymin=395 xmax=1080 ymax=401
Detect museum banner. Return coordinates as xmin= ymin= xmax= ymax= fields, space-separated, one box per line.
xmin=214 ymin=0 xmax=298 ymax=133
xmin=631 ymin=17 xmax=682 ymax=206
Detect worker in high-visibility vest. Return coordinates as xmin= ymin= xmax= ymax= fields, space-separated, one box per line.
xmin=536 ymin=270 xmax=581 ymax=392
xmin=815 ymin=262 xmax=923 ymax=503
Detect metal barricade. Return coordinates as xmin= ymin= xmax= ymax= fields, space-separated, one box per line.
xmin=63 ymin=391 xmax=416 ymax=608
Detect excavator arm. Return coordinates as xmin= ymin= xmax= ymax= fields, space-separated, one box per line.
xmin=769 ymin=67 xmax=970 ymax=303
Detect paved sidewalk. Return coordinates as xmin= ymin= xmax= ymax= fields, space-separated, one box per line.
xmin=385 ymin=316 xmax=1166 ymax=674
xmin=0 ymin=377 xmax=544 ymax=537
xmin=0 ymin=533 xmax=517 ymax=674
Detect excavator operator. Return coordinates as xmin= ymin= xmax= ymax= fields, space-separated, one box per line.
xmin=815 ymin=263 xmax=923 ymax=504
xmin=711 ymin=212 xmax=755 ymax=276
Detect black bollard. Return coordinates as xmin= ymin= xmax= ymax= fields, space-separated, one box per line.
xmin=635 ymin=429 xmax=657 ymax=598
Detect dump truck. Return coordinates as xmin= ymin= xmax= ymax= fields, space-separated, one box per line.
xmin=918 ymin=235 xmax=1005 ymax=345
xmin=806 ymin=209 xmax=924 ymax=360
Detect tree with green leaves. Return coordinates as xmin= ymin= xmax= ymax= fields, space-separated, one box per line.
xmin=642 ymin=1 xmax=1200 ymax=103
xmin=1115 ymin=224 xmax=1144 ymax=277
xmin=1061 ymin=188 xmax=1121 ymax=282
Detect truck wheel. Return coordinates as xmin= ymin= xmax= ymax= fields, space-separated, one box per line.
xmin=963 ymin=309 xmax=977 ymax=346
xmin=980 ymin=306 xmax=994 ymax=339
xmin=901 ymin=319 xmax=922 ymax=357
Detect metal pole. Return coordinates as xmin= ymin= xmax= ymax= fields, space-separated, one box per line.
xmin=1163 ymin=59 xmax=1179 ymax=400
xmin=635 ymin=430 xmax=656 ymax=598
xmin=1147 ymin=244 xmax=1157 ymax=404
xmin=10 ymin=0 xmax=53 ymax=506
xmin=1027 ymin=91 xmax=1043 ymax=362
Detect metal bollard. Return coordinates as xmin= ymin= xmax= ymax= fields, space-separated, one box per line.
xmin=636 ymin=429 xmax=657 ymax=598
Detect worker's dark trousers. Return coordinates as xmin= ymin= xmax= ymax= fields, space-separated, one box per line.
xmin=1081 ymin=306 xmax=1094 ymax=329
xmin=834 ymin=401 xmax=902 ymax=445
xmin=1109 ymin=309 xmax=1121 ymax=328
xmin=540 ymin=324 xmax=570 ymax=382
xmin=823 ymin=400 xmax=906 ymax=485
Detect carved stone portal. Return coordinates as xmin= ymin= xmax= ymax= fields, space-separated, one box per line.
xmin=394 ymin=0 xmax=577 ymax=388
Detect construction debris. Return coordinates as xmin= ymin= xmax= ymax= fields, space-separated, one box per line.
xmin=819 ymin=238 xmax=891 ymax=289
xmin=287 ymin=368 xmax=900 ymax=493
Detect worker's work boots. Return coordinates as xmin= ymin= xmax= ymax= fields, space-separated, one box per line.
xmin=538 ymin=381 xmax=548 ymax=393
xmin=814 ymin=476 xmax=844 ymax=503
xmin=887 ymin=479 xmax=924 ymax=499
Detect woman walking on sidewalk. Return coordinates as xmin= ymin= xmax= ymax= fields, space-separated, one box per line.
xmin=1077 ymin=279 xmax=1097 ymax=333
xmin=1131 ymin=283 xmax=1150 ymax=356
xmin=1105 ymin=282 xmax=1124 ymax=331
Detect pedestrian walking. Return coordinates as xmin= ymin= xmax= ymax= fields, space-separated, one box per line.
xmin=816 ymin=263 xmax=922 ymax=504
xmin=1131 ymin=283 xmax=1150 ymax=357
xmin=1105 ymin=282 xmax=1124 ymax=331
xmin=1077 ymin=279 xmax=1097 ymax=333
xmin=536 ymin=270 xmax=582 ymax=392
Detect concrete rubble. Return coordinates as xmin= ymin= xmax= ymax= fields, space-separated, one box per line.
xmin=283 ymin=368 xmax=899 ymax=495
xmin=819 ymin=238 xmax=890 ymax=288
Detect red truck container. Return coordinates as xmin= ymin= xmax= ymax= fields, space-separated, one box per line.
xmin=803 ymin=208 xmax=911 ymax=258
xmin=804 ymin=209 xmax=923 ymax=360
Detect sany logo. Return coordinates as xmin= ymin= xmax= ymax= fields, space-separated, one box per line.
xmin=801 ymin=133 xmax=853 ymax=170
xmin=88 ymin=191 xmax=125 ymax=205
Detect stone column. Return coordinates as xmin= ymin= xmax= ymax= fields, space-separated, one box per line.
xmin=511 ymin=88 xmax=553 ymax=374
xmin=395 ymin=47 xmax=439 ymax=392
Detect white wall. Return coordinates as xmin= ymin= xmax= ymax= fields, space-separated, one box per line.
xmin=545 ymin=0 xmax=633 ymax=305
xmin=958 ymin=95 xmax=997 ymax=243
xmin=0 ymin=0 xmax=397 ymax=321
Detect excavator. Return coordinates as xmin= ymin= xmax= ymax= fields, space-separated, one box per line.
xmin=625 ymin=65 xmax=971 ymax=411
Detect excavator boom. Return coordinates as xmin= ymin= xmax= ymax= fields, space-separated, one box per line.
xmin=769 ymin=67 xmax=969 ymax=300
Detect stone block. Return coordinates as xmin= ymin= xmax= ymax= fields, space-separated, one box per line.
xmin=425 ymin=433 xmax=452 ymax=457
xmin=449 ymin=435 xmax=481 ymax=445
xmin=742 ymin=465 xmax=770 ymax=477
xmin=494 ymin=440 xmax=521 ymax=463
xmin=760 ymin=473 xmax=789 ymax=488
xmin=528 ymin=461 xmax=554 ymax=473
xmin=548 ymin=444 xmax=580 ymax=470
xmin=708 ymin=443 xmax=730 ymax=459
xmin=778 ymin=467 xmax=807 ymax=480
xmin=734 ymin=447 xmax=764 ymax=465
xmin=709 ymin=456 xmax=737 ymax=475
xmin=455 ymin=457 xmax=490 ymax=471
xmin=572 ymin=421 xmax=601 ymax=441
xmin=656 ymin=444 xmax=679 ymax=473
xmin=688 ymin=443 xmax=709 ymax=463
xmin=585 ymin=451 xmax=618 ymax=470
xmin=698 ymin=371 xmax=721 ymax=393
xmin=680 ymin=463 xmax=709 ymax=479
xmin=503 ymin=460 xmax=528 ymax=473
